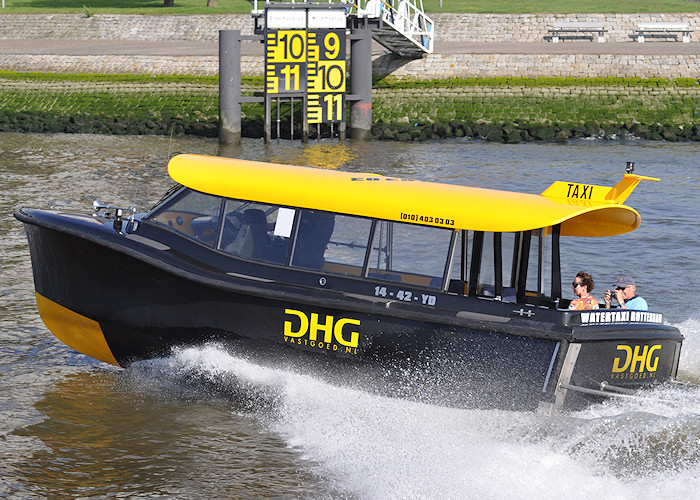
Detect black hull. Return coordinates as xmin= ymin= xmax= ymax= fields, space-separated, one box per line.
xmin=16 ymin=208 xmax=684 ymax=411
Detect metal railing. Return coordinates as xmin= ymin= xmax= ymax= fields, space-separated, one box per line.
xmin=352 ymin=0 xmax=434 ymax=54
xmin=252 ymin=0 xmax=352 ymax=15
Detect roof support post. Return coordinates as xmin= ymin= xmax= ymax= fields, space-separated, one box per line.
xmin=551 ymin=224 xmax=562 ymax=303
xmin=468 ymin=231 xmax=484 ymax=297
xmin=516 ymin=230 xmax=532 ymax=302
xmin=494 ymin=233 xmax=503 ymax=299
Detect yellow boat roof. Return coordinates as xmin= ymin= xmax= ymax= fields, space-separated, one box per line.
xmin=168 ymin=154 xmax=659 ymax=237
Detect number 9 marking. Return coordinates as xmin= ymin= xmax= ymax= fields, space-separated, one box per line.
xmin=324 ymin=32 xmax=340 ymax=60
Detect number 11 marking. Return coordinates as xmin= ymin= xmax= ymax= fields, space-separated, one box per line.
xmin=281 ymin=64 xmax=301 ymax=91
xmin=323 ymin=94 xmax=343 ymax=120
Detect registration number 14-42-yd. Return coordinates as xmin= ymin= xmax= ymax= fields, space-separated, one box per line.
xmin=374 ymin=286 xmax=437 ymax=306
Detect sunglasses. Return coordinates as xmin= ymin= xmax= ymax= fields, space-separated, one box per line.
xmin=572 ymin=281 xmax=583 ymax=287
xmin=616 ymin=286 xmax=629 ymax=291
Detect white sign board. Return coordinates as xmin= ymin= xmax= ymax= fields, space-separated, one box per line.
xmin=267 ymin=9 xmax=306 ymax=30
xmin=308 ymin=10 xmax=347 ymax=29
xmin=274 ymin=208 xmax=296 ymax=238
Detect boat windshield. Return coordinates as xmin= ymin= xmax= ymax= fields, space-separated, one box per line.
xmin=145 ymin=190 xmax=457 ymax=289
xmin=148 ymin=189 xmax=223 ymax=247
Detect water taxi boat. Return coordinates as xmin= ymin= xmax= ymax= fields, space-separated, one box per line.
xmin=15 ymin=154 xmax=683 ymax=411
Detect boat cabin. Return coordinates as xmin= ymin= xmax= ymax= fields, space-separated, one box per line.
xmin=140 ymin=154 xmax=655 ymax=311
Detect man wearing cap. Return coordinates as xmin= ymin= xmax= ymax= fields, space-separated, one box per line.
xmin=604 ymin=275 xmax=648 ymax=311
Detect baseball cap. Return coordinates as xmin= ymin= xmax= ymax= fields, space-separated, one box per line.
xmin=614 ymin=275 xmax=636 ymax=288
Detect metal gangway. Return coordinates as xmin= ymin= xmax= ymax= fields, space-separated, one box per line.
xmin=252 ymin=0 xmax=434 ymax=59
xmin=351 ymin=0 xmax=434 ymax=58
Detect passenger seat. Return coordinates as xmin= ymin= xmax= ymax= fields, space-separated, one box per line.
xmin=225 ymin=209 xmax=268 ymax=259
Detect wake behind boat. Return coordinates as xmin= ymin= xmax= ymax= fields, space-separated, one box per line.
xmin=15 ymin=154 xmax=683 ymax=411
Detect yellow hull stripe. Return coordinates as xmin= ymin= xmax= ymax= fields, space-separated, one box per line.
xmin=35 ymin=292 xmax=120 ymax=366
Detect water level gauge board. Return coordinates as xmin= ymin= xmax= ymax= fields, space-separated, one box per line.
xmin=265 ymin=7 xmax=347 ymax=125
xmin=306 ymin=29 xmax=346 ymax=124
xmin=266 ymin=30 xmax=307 ymax=94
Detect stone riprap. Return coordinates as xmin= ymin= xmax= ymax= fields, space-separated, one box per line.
xmin=0 ymin=13 xmax=699 ymax=78
xmin=372 ymin=84 xmax=699 ymax=127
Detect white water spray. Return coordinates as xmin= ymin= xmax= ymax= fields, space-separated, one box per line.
xmin=155 ymin=319 xmax=700 ymax=499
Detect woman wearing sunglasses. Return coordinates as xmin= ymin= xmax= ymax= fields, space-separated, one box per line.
xmin=569 ymin=271 xmax=599 ymax=310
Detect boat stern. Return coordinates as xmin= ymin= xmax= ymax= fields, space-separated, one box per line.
xmin=551 ymin=311 xmax=683 ymax=410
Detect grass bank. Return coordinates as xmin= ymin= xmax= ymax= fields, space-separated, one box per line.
xmin=1 ymin=72 xmax=698 ymax=142
xmin=1 ymin=0 xmax=698 ymax=14
xmin=423 ymin=0 xmax=699 ymax=14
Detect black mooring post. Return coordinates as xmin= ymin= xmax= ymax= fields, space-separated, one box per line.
xmin=349 ymin=23 xmax=372 ymax=140
xmin=219 ymin=29 xmax=241 ymax=145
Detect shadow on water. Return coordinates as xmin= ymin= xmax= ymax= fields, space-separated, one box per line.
xmin=9 ymin=367 xmax=334 ymax=499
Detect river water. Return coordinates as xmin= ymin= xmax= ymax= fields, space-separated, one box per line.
xmin=1 ymin=132 xmax=699 ymax=498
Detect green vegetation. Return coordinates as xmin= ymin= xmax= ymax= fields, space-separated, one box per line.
xmin=0 ymin=0 xmax=698 ymax=14
xmin=0 ymin=0 xmax=254 ymax=15
xmin=371 ymin=76 xmax=700 ymax=141
xmin=0 ymin=71 xmax=220 ymax=84
xmin=1 ymin=72 xmax=698 ymax=141
xmin=374 ymin=76 xmax=700 ymax=88
xmin=421 ymin=0 xmax=699 ymax=14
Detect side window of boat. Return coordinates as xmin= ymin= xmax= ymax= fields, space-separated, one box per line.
xmin=291 ymin=211 xmax=370 ymax=275
xmin=217 ymin=199 xmax=291 ymax=264
xmin=147 ymin=189 xmax=223 ymax=247
xmin=524 ymin=228 xmax=552 ymax=298
xmin=368 ymin=221 xmax=453 ymax=288
xmin=449 ymin=230 xmax=472 ymax=294
xmin=471 ymin=232 xmax=517 ymax=301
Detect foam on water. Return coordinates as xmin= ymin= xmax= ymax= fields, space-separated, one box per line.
xmin=677 ymin=317 xmax=700 ymax=382
xmin=156 ymin=318 xmax=700 ymax=499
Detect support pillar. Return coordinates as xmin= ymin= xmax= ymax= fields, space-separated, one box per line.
xmin=349 ymin=24 xmax=372 ymax=140
xmin=219 ymin=30 xmax=241 ymax=145
xmin=264 ymin=95 xmax=272 ymax=143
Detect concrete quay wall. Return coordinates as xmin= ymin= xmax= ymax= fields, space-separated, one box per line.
xmin=374 ymin=53 xmax=700 ymax=79
xmin=0 ymin=13 xmax=698 ymax=78
xmin=4 ymin=52 xmax=698 ymax=80
xmin=1 ymin=12 xmax=699 ymax=43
